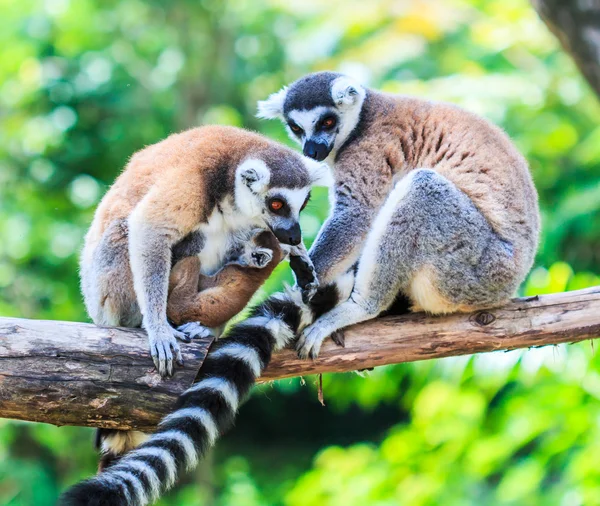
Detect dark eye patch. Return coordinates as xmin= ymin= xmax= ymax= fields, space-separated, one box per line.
xmin=318 ymin=115 xmax=337 ymax=130
xmin=288 ymin=122 xmax=304 ymax=135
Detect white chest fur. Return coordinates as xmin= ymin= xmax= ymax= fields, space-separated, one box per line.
xmin=197 ymin=200 xmax=262 ymax=275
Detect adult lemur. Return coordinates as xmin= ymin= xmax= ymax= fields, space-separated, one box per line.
xmin=80 ymin=125 xmax=320 ymax=377
xmin=61 ymin=74 xmax=539 ymax=506
xmin=258 ymin=71 xmax=540 ymax=358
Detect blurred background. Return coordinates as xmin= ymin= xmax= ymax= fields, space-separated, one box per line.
xmin=1 ymin=0 xmax=600 ymax=504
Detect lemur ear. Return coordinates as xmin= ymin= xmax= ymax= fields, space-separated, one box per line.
xmin=331 ymin=76 xmax=364 ymax=107
xmin=237 ymin=159 xmax=271 ymax=194
xmin=256 ymin=87 xmax=288 ymax=120
xmin=304 ymin=158 xmax=334 ymax=188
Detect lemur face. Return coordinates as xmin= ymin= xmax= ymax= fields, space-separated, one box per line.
xmin=234 ymin=151 xmax=320 ymax=245
xmin=257 ymin=72 xmax=366 ymax=164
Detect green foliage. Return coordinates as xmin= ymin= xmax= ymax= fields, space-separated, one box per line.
xmin=1 ymin=0 xmax=599 ymax=504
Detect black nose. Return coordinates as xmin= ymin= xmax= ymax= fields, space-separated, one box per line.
xmin=274 ymin=223 xmax=302 ymax=246
xmin=303 ymin=140 xmax=331 ymax=162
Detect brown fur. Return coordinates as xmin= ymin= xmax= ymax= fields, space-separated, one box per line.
xmin=85 ymin=126 xmax=273 ymax=256
xmin=167 ymin=231 xmax=283 ymax=327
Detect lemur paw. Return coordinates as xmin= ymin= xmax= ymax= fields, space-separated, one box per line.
xmin=177 ymin=322 xmax=214 ymax=340
xmin=149 ymin=326 xmax=184 ymax=377
xmin=296 ymin=323 xmax=331 ymax=360
xmin=301 ymin=280 xmax=319 ymax=304
xmin=249 ymin=248 xmax=273 ymax=268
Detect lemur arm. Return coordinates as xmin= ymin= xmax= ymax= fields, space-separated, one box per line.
xmin=283 ymin=242 xmax=319 ymax=301
xmin=128 ymin=184 xmax=201 ymax=376
xmin=307 ymin=186 xmax=376 ymax=285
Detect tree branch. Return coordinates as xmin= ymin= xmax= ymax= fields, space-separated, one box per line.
xmin=1 ymin=287 xmax=599 ymax=430
xmin=532 ymin=0 xmax=600 ymax=98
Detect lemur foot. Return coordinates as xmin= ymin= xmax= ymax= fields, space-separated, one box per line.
xmin=149 ymin=325 xmax=185 ymax=377
xmin=249 ymin=247 xmax=273 ymax=268
xmin=296 ymin=322 xmax=333 ymax=360
xmin=177 ymin=322 xmax=215 ymax=340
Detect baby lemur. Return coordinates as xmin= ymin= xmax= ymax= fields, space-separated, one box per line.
xmin=167 ymin=227 xmax=284 ymax=334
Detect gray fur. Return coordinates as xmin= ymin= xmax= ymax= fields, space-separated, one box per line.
xmin=297 ymin=169 xmax=519 ymax=358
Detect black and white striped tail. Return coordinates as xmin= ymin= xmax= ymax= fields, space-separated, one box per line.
xmin=59 ymin=282 xmax=344 ymax=506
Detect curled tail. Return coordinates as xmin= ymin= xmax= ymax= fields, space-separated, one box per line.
xmin=59 ymin=279 xmax=348 ymax=506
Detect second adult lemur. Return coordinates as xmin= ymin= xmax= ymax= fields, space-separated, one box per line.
xmin=256 ymin=71 xmax=540 ymax=358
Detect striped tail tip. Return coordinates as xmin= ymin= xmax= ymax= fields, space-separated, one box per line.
xmin=59 ymin=478 xmax=129 ymax=506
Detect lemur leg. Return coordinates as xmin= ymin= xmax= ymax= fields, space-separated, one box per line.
xmin=81 ymin=219 xmax=142 ymax=328
xmin=286 ymin=242 xmax=320 ymax=302
xmin=298 ymin=169 xmax=519 ymax=359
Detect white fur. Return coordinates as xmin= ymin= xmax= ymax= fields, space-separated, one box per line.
xmin=115 ymin=460 xmax=160 ymax=501
xmin=266 ymin=318 xmax=295 ymax=350
xmin=101 ymin=430 xmax=148 ymax=455
xmin=288 ymin=106 xmax=329 ymax=141
xmin=335 ymin=270 xmax=356 ymax=302
xmin=236 ymin=158 xmax=271 ymax=196
xmin=108 ymin=470 xmax=147 ymax=506
xmin=160 ymin=407 xmax=219 ymax=445
xmin=330 ymin=77 xmax=366 ymax=156
xmin=129 ymin=447 xmax=177 ymax=487
xmin=196 ymin=198 xmax=262 ymax=275
xmin=273 ymin=187 xmax=309 ymax=215
xmin=256 ymin=87 xmax=288 ymax=119
xmin=186 ymin=377 xmax=239 ymax=412
xmin=210 ymin=343 xmax=262 ymax=377
xmin=304 ymin=158 xmax=334 ymax=187
xmin=149 ymin=430 xmax=198 ymax=471
xmin=354 ymin=171 xmax=417 ymax=295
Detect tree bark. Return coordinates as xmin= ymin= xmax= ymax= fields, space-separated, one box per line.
xmin=1 ymin=287 xmax=599 ymax=430
xmin=0 ymin=320 xmax=213 ymax=432
xmin=533 ymin=0 xmax=600 ymax=97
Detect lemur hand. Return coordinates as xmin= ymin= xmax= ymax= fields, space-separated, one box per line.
xmin=288 ymin=249 xmax=319 ymax=303
xmin=149 ymin=323 xmax=186 ymax=377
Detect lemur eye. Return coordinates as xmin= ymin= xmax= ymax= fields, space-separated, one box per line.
xmin=322 ymin=117 xmax=337 ymax=129
xmin=269 ymin=199 xmax=284 ymax=211
xmin=289 ymin=123 xmax=303 ymax=135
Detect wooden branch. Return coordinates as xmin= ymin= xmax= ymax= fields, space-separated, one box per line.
xmin=1 ymin=287 xmax=599 ymax=430
xmin=532 ymin=0 xmax=600 ymax=98
xmin=0 ymin=320 xmax=213 ymax=432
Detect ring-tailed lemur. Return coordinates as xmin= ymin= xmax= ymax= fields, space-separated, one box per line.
xmin=80 ymin=125 xmax=322 ymax=378
xmin=256 ymin=71 xmax=540 ymax=358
